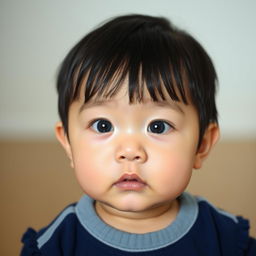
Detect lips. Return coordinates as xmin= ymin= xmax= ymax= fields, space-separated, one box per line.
xmin=114 ymin=173 xmax=146 ymax=191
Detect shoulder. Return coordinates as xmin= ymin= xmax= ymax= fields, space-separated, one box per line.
xmin=196 ymin=195 xmax=243 ymax=228
xmin=21 ymin=203 xmax=80 ymax=256
xmin=192 ymin=194 xmax=256 ymax=255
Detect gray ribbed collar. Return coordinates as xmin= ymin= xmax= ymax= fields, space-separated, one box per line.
xmin=76 ymin=192 xmax=198 ymax=252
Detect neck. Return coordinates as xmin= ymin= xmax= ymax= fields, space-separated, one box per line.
xmin=95 ymin=199 xmax=180 ymax=234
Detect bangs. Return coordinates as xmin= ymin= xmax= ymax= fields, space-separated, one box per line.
xmin=70 ymin=20 xmax=190 ymax=105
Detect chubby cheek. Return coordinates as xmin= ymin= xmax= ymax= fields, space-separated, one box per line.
xmin=148 ymin=146 xmax=195 ymax=197
xmin=71 ymin=144 xmax=112 ymax=197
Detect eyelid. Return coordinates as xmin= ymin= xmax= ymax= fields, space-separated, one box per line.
xmin=149 ymin=119 xmax=175 ymax=128
xmin=88 ymin=118 xmax=107 ymax=127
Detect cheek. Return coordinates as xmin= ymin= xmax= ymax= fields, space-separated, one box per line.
xmin=71 ymin=143 xmax=112 ymax=195
xmin=148 ymin=143 xmax=195 ymax=194
xmin=150 ymin=159 xmax=193 ymax=195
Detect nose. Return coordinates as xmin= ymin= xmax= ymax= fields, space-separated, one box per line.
xmin=115 ymin=140 xmax=147 ymax=163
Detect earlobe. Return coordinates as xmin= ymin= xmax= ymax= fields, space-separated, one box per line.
xmin=55 ymin=122 xmax=74 ymax=168
xmin=193 ymin=123 xmax=220 ymax=169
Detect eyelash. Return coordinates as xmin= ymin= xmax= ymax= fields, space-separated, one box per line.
xmin=88 ymin=119 xmax=174 ymax=134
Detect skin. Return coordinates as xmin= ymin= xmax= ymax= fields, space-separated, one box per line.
xmin=55 ymin=83 xmax=219 ymax=234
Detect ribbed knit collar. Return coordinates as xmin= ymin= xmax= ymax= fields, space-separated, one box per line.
xmin=76 ymin=192 xmax=198 ymax=252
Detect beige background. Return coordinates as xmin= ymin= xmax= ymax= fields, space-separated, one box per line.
xmin=0 ymin=139 xmax=255 ymax=255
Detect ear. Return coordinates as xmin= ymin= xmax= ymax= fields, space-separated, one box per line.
xmin=193 ymin=123 xmax=220 ymax=169
xmin=55 ymin=122 xmax=74 ymax=168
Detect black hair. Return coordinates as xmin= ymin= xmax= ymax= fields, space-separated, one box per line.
xmin=56 ymin=14 xmax=218 ymax=146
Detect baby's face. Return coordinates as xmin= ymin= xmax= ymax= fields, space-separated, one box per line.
xmin=59 ymin=82 xmax=201 ymax=214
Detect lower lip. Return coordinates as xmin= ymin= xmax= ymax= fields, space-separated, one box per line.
xmin=115 ymin=181 xmax=146 ymax=191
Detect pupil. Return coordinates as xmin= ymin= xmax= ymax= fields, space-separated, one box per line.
xmin=97 ymin=120 xmax=111 ymax=132
xmin=151 ymin=121 xmax=164 ymax=133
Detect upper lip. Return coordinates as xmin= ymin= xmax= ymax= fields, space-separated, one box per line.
xmin=115 ymin=173 xmax=146 ymax=184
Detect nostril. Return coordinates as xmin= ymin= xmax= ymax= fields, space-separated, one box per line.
xmin=116 ymin=149 xmax=147 ymax=163
xmin=119 ymin=155 xmax=141 ymax=161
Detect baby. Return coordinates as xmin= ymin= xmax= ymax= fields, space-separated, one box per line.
xmin=21 ymin=14 xmax=256 ymax=255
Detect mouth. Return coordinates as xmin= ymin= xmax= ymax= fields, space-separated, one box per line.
xmin=114 ymin=173 xmax=147 ymax=191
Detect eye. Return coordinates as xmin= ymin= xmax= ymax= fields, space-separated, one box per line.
xmin=147 ymin=120 xmax=173 ymax=134
xmin=90 ymin=119 xmax=113 ymax=133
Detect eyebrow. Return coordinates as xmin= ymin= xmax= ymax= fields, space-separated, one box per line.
xmin=79 ymin=99 xmax=184 ymax=114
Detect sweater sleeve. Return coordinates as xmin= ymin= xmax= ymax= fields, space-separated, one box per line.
xmin=236 ymin=216 xmax=256 ymax=256
xmin=20 ymin=228 xmax=43 ymax=256
xmin=246 ymin=237 xmax=256 ymax=256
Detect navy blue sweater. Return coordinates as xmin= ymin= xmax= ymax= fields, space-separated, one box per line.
xmin=21 ymin=192 xmax=256 ymax=255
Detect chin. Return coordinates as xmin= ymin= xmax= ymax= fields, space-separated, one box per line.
xmin=118 ymin=204 xmax=147 ymax=212
xmin=115 ymin=199 xmax=158 ymax=213
xmin=100 ymin=196 xmax=145 ymax=212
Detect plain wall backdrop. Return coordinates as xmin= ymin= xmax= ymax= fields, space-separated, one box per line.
xmin=0 ymin=0 xmax=256 ymax=140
